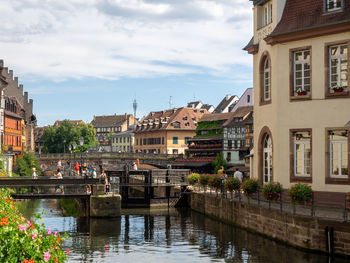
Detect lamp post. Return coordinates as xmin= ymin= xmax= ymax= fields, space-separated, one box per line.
xmin=68 ymin=145 xmax=72 ymax=176
xmin=79 ymin=137 xmax=84 ymax=179
xmin=63 ymin=139 xmax=66 ymax=154
xmin=72 ymin=142 xmax=77 ymax=165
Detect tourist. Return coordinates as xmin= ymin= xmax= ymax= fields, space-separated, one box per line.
xmin=132 ymin=162 xmax=138 ymax=170
xmin=234 ymin=168 xmax=243 ymax=183
xmin=92 ymin=168 xmax=97 ymax=179
xmin=32 ymin=167 xmax=38 ymax=179
xmin=86 ymin=185 xmax=92 ymax=195
xmin=74 ymin=162 xmax=80 ymax=176
xmin=100 ymin=169 xmax=109 ymax=193
xmin=56 ymin=168 xmax=64 ymax=194
xmin=217 ymin=166 xmax=224 ymax=175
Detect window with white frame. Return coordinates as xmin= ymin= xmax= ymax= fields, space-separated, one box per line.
xmin=263 ymin=58 xmax=271 ymax=101
xmin=329 ymin=44 xmax=348 ymax=93
xmin=292 ymin=131 xmax=311 ymax=177
xmin=262 ymin=3 xmax=273 ymax=27
xmin=328 ymin=130 xmax=348 ymax=178
xmin=293 ymin=50 xmax=311 ymax=96
xmin=325 ymin=0 xmax=343 ymax=12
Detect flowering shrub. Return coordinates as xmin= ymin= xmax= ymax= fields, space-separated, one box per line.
xmin=288 ymin=183 xmax=313 ymax=204
xmin=208 ymin=175 xmax=222 ymax=190
xmin=346 ymin=192 xmax=350 ymax=203
xmin=241 ymin=179 xmax=259 ymax=197
xmin=0 ymin=189 xmax=69 ymax=262
xmin=262 ymin=182 xmax=283 ymax=201
xmin=199 ymin=174 xmax=211 ymax=188
xmin=224 ymin=178 xmax=241 ymax=192
xmin=187 ymin=173 xmax=200 ymax=186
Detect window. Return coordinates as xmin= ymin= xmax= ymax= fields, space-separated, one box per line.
xmin=185 ymin=137 xmax=190 ymax=144
xmin=291 ymin=130 xmax=312 ymax=181
xmin=136 ymin=139 xmax=138 ymax=145
xmin=263 ymin=134 xmax=273 ymax=184
xmin=172 ymin=122 xmax=180 ymax=128
xmin=325 ymin=0 xmax=343 ymax=12
xmin=328 ymin=130 xmax=348 ymax=178
xmin=260 ymin=53 xmax=271 ymax=104
xmin=173 ymin=137 xmax=178 ymax=144
xmin=228 ymin=140 xmax=232 ymax=148
xmin=292 ymin=49 xmax=311 ymax=97
xmin=328 ymin=44 xmax=348 ymax=94
xmin=247 ymin=95 xmax=250 ymax=103
xmin=226 ymin=152 xmax=231 ymax=162
xmin=262 ymin=3 xmax=272 ymax=27
xmin=162 ymin=137 xmax=164 ymax=145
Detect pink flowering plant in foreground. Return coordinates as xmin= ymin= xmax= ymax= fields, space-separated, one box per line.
xmin=288 ymin=183 xmax=313 ymax=204
xmin=0 ymin=189 xmax=69 ymax=262
xmin=262 ymin=182 xmax=283 ymax=201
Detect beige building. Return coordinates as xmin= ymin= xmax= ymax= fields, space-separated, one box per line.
xmin=134 ymin=108 xmax=208 ymax=155
xmin=245 ymin=0 xmax=350 ymax=192
xmin=111 ymin=131 xmax=135 ymax=152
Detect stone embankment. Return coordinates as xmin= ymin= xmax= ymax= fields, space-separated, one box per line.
xmin=190 ymin=192 xmax=350 ymax=257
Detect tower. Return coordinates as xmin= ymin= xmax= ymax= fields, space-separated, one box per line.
xmin=132 ymin=99 xmax=137 ymax=125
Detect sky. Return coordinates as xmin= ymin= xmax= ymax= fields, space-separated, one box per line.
xmin=0 ymin=0 xmax=253 ymax=126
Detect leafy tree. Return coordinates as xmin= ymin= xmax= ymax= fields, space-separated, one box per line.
xmin=15 ymin=152 xmax=41 ymax=177
xmin=211 ymin=153 xmax=227 ymax=174
xmin=42 ymin=120 xmax=98 ymax=153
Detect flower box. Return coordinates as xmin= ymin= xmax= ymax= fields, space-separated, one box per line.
xmin=297 ymin=91 xmax=307 ymax=96
xmin=333 ymin=87 xmax=344 ymax=93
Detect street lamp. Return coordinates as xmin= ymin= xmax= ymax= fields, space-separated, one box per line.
xmin=63 ymin=139 xmax=66 ymax=154
xmin=79 ymin=136 xmax=84 ymax=166
xmin=72 ymin=142 xmax=77 ymax=165
xmin=68 ymin=145 xmax=72 ymax=176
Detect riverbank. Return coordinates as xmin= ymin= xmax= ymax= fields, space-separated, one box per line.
xmin=190 ymin=192 xmax=350 ymax=257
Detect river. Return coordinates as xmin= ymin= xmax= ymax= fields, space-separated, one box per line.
xmin=17 ymin=200 xmax=347 ymax=263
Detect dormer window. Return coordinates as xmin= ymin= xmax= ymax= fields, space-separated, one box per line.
xmin=325 ymin=0 xmax=343 ymax=12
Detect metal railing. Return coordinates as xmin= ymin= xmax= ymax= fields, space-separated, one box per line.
xmin=193 ymin=186 xmax=350 ymax=222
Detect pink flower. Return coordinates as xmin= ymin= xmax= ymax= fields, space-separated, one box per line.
xmin=43 ymin=252 xmax=50 ymax=262
xmin=18 ymin=224 xmax=27 ymax=232
xmin=54 ymin=231 xmax=57 ymax=237
xmin=47 ymin=228 xmax=52 ymax=235
xmin=31 ymin=234 xmax=37 ymax=240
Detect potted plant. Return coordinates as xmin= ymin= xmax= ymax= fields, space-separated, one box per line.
xmin=332 ymin=86 xmax=344 ymax=93
xmin=187 ymin=173 xmax=200 ymax=190
xmin=296 ymin=88 xmax=307 ymax=96
xmin=288 ymin=183 xmax=313 ymax=213
xmin=224 ymin=177 xmax=241 ymax=199
xmin=241 ymin=179 xmax=259 ymax=204
xmin=199 ymin=174 xmax=211 ymax=192
xmin=208 ymin=174 xmax=222 ymax=196
xmin=262 ymin=181 xmax=283 ymax=202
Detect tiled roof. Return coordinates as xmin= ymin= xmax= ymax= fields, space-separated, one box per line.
xmin=200 ymin=112 xmax=235 ymax=122
xmin=91 ymin=114 xmax=132 ymax=127
xmin=270 ymin=0 xmax=350 ymax=37
xmin=225 ymin=106 xmax=253 ymax=127
xmin=135 ymin=107 xmax=208 ymax=133
xmin=187 ymin=101 xmax=202 ymax=108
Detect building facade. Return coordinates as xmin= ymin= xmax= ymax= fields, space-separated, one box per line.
xmin=230 ymin=88 xmax=254 ymax=113
xmin=134 ymin=108 xmax=208 ymax=155
xmin=245 ymin=0 xmax=350 ymax=192
xmin=91 ymin=114 xmax=136 ymax=149
xmin=111 ymin=131 xmax=135 ymax=153
xmin=213 ymin=94 xmax=239 ymax=113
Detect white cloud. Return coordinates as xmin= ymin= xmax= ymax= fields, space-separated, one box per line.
xmin=0 ymin=0 xmax=253 ymax=81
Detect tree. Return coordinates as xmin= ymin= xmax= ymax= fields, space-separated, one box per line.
xmin=42 ymin=120 xmax=98 ymax=153
xmin=15 ymin=152 xmax=41 ymax=177
xmin=211 ymin=153 xmax=227 ymax=174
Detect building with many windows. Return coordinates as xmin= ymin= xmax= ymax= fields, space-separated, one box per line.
xmin=134 ymin=108 xmax=208 ymax=155
xmin=245 ymin=0 xmax=350 ymax=193
xmin=111 ymin=130 xmax=135 ymax=153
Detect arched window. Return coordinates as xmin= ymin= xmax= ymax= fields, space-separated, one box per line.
xmin=262 ymin=134 xmax=272 ymax=184
xmin=260 ymin=53 xmax=271 ymax=104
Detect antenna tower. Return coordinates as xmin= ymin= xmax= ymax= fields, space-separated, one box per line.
xmin=169 ymin=96 xmax=172 ymax=109
xmin=133 ymin=99 xmax=137 ymax=124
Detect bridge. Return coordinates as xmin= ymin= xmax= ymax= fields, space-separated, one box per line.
xmin=36 ymin=152 xmax=184 ymax=171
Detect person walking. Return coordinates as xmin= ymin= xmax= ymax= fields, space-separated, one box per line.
xmin=56 ymin=168 xmax=64 ymax=194
xmin=233 ymin=168 xmax=243 ymax=183
xmin=100 ymin=169 xmax=109 ymax=193
xmin=32 ymin=168 xmax=38 ymax=179
xmin=74 ymin=162 xmax=80 ymax=176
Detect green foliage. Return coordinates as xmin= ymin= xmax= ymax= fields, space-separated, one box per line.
xmin=196 ymin=121 xmax=219 ymax=130
xmin=0 ymin=189 xmax=69 ymax=262
xmin=43 ymin=120 xmax=98 ymax=153
xmin=195 ymin=121 xmax=223 ymax=137
xmin=241 ymin=179 xmax=259 ymax=197
xmin=288 ymin=183 xmax=313 ymax=204
xmin=187 ymin=173 xmax=200 ymax=186
xmin=211 ymin=153 xmax=227 ymax=174
xmin=262 ymin=182 xmax=283 ymax=201
xmin=199 ymin=174 xmax=210 ymax=187
xmin=15 ymin=153 xmax=41 ymax=177
xmin=225 ymin=177 xmax=241 ymax=192
xmin=208 ymin=174 xmax=222 ymax=190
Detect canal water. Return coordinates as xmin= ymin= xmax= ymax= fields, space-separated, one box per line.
xmin=18 ymin=200 xmax=347 ymax=263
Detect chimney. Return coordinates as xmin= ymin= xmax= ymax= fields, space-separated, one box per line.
xmin=225 ymin=94 xmax=231 ymax=100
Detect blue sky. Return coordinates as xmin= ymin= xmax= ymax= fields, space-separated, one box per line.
xmin=0 ymin=0 xmax=253 ymax=126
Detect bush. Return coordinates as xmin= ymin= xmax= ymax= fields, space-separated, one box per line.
xmin=224 ymin=177 xmax=241 ymax=192
xmin=288 ymin=183 xmax=313 ymax=204
xmin=15 ymin=153 xmax=41 ymax=177
xmin=241 ymin=179 xmax=259 ymax=197
xmin=211 ymin=153 xmax=227 ymax=174
xmin=187 ymin=173 xmax=200 ymax=186
xmin=208 ymin=174 xmax=222 ymax=190
xmin=0 ymin=189 xmax=69 ymax=262
xmin=199 ymin=174 xmax=211 ymax=188
xmin=262 ymin=182 xmax=283 ymax=201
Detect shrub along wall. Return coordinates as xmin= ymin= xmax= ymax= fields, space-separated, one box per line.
xmin=190 ymin=192 xmax=350 ymax=257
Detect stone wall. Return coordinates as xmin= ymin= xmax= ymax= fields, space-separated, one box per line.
xmin=190 ymin=192 xmax=350 ymax=257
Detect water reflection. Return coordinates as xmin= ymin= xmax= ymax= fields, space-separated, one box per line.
xmin=18 ymin=200 xmax=348 ymax=263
